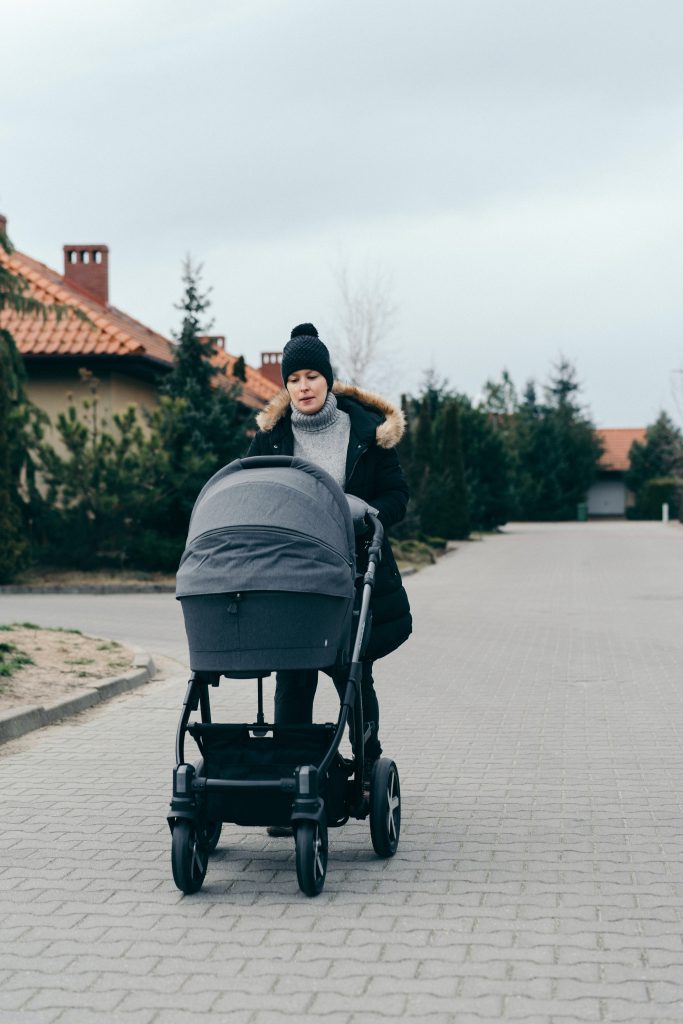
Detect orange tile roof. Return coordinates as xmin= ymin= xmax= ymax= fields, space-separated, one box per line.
xmin=211 ymin=348 xmax=283 ymax=408
xmin=597 ymin=427 xmax=647 ymax=472
xmin=0 ymin=248 xmax=174 ymax=363
xmin=0 ymin=245 xmax=280 ymax=410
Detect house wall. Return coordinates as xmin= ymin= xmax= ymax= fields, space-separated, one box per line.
xmin=109 ymin=372 xmax=160 ymax=421
xmin=26 ymin=368 xmax=160 ymax=446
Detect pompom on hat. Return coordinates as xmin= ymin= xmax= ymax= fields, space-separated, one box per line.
xmin=281 ymin=323 xmax=333 ymax=389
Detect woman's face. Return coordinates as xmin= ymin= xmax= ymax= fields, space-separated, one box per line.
xmin=286 ymin=369 xmax=328 ymax=415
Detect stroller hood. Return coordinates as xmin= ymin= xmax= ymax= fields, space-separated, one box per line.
xmin=176 ymin=457 xmax=356 ymax=600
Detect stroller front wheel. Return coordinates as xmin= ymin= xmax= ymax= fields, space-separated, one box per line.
xmin=295 ymin=819 xmax=328 ymax=897
xmin=171 ymin=820 xmax=208 ymax=894
xmin=200 ymin=819 xmax=222 ymax=853
xmin=369 ymin=758 xmax=401 ymax=858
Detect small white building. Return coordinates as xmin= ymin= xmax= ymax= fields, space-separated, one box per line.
xmin=587 ymin=428 xmax=646 ymax=517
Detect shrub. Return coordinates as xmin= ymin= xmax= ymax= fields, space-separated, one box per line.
xmin=634 ymin=477 xmax=681 ymax=520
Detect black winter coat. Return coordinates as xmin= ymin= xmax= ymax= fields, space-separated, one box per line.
xmin=247 ymin=382 xmax=412 ymax=660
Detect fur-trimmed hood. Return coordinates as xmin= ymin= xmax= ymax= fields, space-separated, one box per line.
xmin=255 ymin=381 xmax=405 ymax=450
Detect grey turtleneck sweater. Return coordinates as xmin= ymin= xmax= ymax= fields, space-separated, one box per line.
xmin=291 ymin=392 xmax=351 ymax=487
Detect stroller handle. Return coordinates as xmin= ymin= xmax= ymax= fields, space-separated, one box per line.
xmin=239 ymin=455 xmax=295 ymax=470
xmin=346 ymin=494 xmax=379 ymax=537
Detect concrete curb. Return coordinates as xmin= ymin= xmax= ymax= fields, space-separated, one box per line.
xmin=0 ymin=584 xmax=175 ymax=594
xmin=0 ymin=649 xmax=156 ymax=746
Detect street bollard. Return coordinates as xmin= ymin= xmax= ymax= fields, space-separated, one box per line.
xmin=662 ymin=502 xmax=669 ymax=523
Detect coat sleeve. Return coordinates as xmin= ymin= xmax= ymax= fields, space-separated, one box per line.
xmin=368 ymin=447 xmax=409 ymax=529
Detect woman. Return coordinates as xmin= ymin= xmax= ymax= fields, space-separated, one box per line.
xmin=247 ymin=322 xmax=412 ymax=807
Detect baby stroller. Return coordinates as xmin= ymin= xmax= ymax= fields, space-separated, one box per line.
xmin=168 ymin=455 xmax=401 ymax=896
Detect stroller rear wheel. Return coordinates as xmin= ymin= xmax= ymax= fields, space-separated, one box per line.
xmin=369 ymin=758 xmax=401 ymax=857
xmin=295 ymin=819 xmax=328 ymax=897
xmin=171 ymin=820 xmax=208 ymax=894
xmin=193 ymin=762 xmax=221 ymax=852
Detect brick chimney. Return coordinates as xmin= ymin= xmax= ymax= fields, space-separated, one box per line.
xmin=259 ymin=351 xmax=283 ymax=387
xmin=63 ymin=245 xmax=109 ymax=305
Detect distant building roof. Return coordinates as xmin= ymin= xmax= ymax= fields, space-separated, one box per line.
xmin=597 ymin=427 xmax=647 ymax=472
xmin=0 ymin=225 xmax=280 ymax=411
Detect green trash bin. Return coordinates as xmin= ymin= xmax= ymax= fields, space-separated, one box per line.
xmin=577 ymin=502 xmax=588 ymax=522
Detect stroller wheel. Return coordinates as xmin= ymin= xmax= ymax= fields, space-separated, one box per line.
xmin=171 ymin=820 xmax=208 ymax=894
xmin=200 ymin=820 xmax=222 ymax=853
xmin=369 ymin=758 xmax=401 ymax=858
xmin=295 ymin=819 xmax=328 ymax=897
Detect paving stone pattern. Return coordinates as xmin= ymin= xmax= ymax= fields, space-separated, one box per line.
xmin=1 ymin=521 xmax=683 ymax=1023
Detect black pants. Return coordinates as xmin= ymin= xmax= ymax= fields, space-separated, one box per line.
xmin=274 ymin=662 xmax=382 ymax=761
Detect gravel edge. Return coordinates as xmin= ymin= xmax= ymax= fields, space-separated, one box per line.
xmin=0 ymin=648 xmax=156 ymax=745
xmin=0 ymin=568 xmax=418 ymax=594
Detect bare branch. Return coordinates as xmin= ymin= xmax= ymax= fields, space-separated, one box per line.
xmin=671 ymin=368 xmax=683 ymax=427
xmin=326 ymin=260 xmax=398 ymax=389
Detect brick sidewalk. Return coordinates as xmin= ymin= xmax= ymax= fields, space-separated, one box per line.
xmin=1 ymin=521 xmax=683 ymax=1022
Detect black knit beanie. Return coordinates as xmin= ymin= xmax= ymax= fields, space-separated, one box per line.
xmin=281 ymin=323 xmax=334 ymax=389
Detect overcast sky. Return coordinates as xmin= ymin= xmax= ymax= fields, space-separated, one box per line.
xmin=3 ymin=0 xmax=683 ymax=425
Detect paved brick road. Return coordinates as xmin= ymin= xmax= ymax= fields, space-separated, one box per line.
xmin=1 ymin=521 xmax=683 ymax=1023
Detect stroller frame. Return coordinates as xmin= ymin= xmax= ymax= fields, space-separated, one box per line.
xmin=168 ymin=507 xmax=401 ymax=897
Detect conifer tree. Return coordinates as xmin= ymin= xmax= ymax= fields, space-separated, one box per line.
xmin=398 ymin=395 xmax=412 ymax=468
xmin=412 ymin=396 xmax=436 ymax=533
xmin=431 ymin=400 xmax=469 ymax=539
xmin=0 ymin=328 xmax=27 ymax=580
xmin=626 ymin=411 xmax=683 ymax=494
xmin=510 ymin=361 xmax=601 ymax=520
xmin=162 ymin=257 xmax=246 ymax=461
xmin=457 ymin=399 xmax=512 ymax=531
xmin=164 ymin=259 xmax=215 ymax=394
xmin=625 ymin=411 xmax=683 ymax=519
xmin=152 ymin=258 xmax=247 ymax=550
xmin=0 ymin=222 xmax=74 ymax=580
xmin=413 ymin=397 xmax=433 ymax=478
xmin=388 ymin=394 xmax=422 ymax=540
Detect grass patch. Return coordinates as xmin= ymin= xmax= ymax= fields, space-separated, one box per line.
xmin=0 ymin=642 xmax=34 ymax=678
xmin=66 ymin=658 xmax=95 ymax=666
xmin=392 ymin=539 xmax=440 ymax=566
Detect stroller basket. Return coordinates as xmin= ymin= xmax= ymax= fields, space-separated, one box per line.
xmin=180 ymin=591 xmax=353 ymax=672
xmin=190 ymin=723 xmax=351 ymax=827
